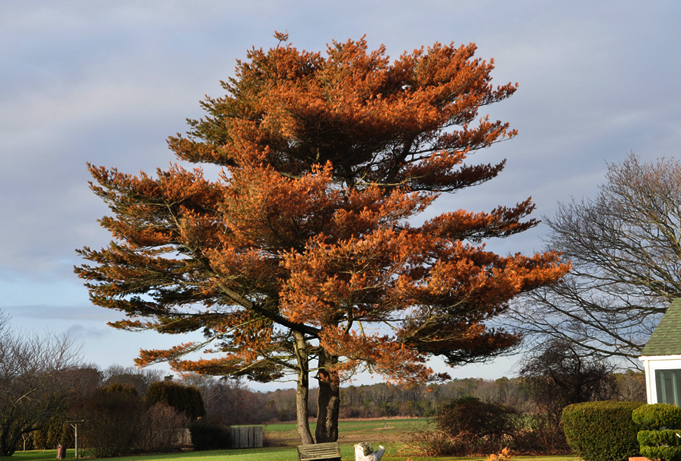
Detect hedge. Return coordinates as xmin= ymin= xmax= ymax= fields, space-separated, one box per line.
xmin=146 ymin=380 xmax=206 ymax=421
xmin=633 ymin=404 xmax=681 ymax=461
xmin=638 ymin=429 xmax=681 ymax=447
xmin=632 ymin=404 xmax=681 ymax=430
xmin=563 ymin=400 xmax=644 ymax=461
xmin=640 ymin=446 xmax=681 ymax=461
xmin=188 ymin=420 xmax=231 ymax=451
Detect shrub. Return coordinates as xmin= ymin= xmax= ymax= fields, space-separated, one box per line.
xmin=399 ymin=428 xmax=459 ymax=458
xmin=69 ymin=382 xmax=190 ymax=457
xmin=512 ymin=413 xmax=571 ymax=455
xmin=640 ymin=445 xmax=681 ymax=461
xmin=188 ymin=418 xmax=230 ymax=450
xmin=146 ymin=381 xmax=206 ymax=421
xmin=637 ymin=429 xmax=681 ymax=461
xmin=633 ymin=405 xmax=681 ymax=461
xmin=434 ymin=396 xmax=520 ymax=455
xmin=638 ymin=429 xmax=681 ymax=447
xmin=438 ymin=397 xmax=519 ymax=437
xmin=403 ymin=403 xmax=569 ymax=457
xmin=77 ymin=383 xmax=147 ymax=458
xmin=137 ymin=403 xmax=189 ymax=453
xmin=562 ymin=400 xmax=644 ymax=461
xmin=632 ymin=404 xmax=681 ymax=430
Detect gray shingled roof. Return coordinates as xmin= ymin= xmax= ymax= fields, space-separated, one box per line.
xmin=641 ymin=298 xmax=681 ymax=356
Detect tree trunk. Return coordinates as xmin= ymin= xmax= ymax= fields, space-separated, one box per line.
xmin=0 ymin=427 xmax=8 ymax=457
xmin=315 ymin=348 xmax=340 ymax=443
xmin=293 ymin=331 xmax=315 ymax=445
xmin=0 ymin=426 xmax=18 ymax=457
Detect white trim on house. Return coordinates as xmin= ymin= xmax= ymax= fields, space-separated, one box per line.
xmin=640 ymin=355 xmax=681 ymax=404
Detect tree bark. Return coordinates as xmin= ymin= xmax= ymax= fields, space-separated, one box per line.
xmin=315 ymin=348 xmax=340 ymax=443
xmin=293 ymin=331 xmax=315 ymax=445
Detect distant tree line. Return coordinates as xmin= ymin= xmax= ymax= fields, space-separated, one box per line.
xmin=1 ymin=306 xmax=647 ymax=457
xmin=186 ymin=367 xmax=645 ymax=425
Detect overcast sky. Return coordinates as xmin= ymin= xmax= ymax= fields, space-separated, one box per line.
xmin=2 ymin=1 xmax=680 ymax=390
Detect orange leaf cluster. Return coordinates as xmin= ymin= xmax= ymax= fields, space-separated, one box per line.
xmin=75 ymin=35 xmax=568 ymax=390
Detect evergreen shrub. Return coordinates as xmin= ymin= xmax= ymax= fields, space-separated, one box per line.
xmin=633 ymin=404 xmax=681 ymax=461
xmin=637 ymin=429 xmax=681 ymax=447
xmin=640 ymin=445 xmax=681 ymax=461
xmin=562 ymin=400 xmax=644 ymax=461
xmin=146 ymin=380 xmax=206 ymax=421
xmin=188 ymin=418 xmax=230 ymax=450
xmin=632 ymin=404 xmax=681 ymax=430
xmin=78 ymin=383 xmax=146 ymax=458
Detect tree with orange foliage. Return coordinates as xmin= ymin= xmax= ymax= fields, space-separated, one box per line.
xmin=75 ymin=33 xmax=569 ymax=444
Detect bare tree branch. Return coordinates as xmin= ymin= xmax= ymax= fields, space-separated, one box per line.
xmin=0 ymin=311 xmax=82 ymax=456
xmin=508 ymin=154 xmax=681 ymax=367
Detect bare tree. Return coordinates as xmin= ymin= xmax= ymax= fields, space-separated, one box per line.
xmin=520 ymin=340 xmax=617 ymax=419
xmin=137 ymin=403 xmax=188 ymax=453
xmin=182 ymin=374 xmax=282 ymax=425
xmin=510 ymin=154 xmax=681 ymax=366
xmin=517 ymin=339 xmax=617 ymax=453
xmin=0 ymin=311 xmax=81 ymax=456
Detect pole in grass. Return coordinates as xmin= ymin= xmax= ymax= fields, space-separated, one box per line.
xmin=65 ymin=420 xmax=85 ymax=458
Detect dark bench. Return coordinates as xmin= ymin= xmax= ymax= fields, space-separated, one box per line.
xmin=297 ymin=442 xmax=341 ymax=461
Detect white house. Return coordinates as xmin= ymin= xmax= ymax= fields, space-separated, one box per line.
xmin=639 ymin=298 xmax=681 ymax=406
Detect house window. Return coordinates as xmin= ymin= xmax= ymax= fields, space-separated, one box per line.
xmin=655 ymin=369 xmax=681 ymax=406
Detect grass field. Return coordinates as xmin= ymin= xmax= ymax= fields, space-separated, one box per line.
xmin=2 ymin=418 xmax=580 ymax=461
xmin=264 ymin=417 xmax=431 ymax=446
xmin=263 ymin=418 xmax=430 ymax=433
xmin=3 ymin=448 xmax=580 ymax=461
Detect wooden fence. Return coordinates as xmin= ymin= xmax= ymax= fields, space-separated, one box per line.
xmin=177 ymin=428 xmax=192 ymax=445
xmin=229 ymin=425 xmax=263 ymax=449
xmin=179 ymin=425 xmax=263 ymax=449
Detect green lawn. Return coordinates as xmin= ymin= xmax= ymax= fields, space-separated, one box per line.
xmin=3 ymin=449 xmax=580 ymax=461
xmin=2 ymin=419 xmax=579 ymax=461
xmin=4 ymin=447 xmax=299 ymax=461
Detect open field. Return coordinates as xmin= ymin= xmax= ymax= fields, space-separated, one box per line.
xmin=2 ymin=418 xmax=580 ymax=461
xmin=264 ymin=417 xmax=431 ymax=446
